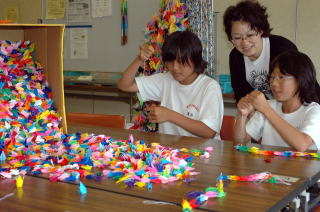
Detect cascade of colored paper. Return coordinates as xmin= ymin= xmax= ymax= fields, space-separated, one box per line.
xmin=0 ymin=41 xmax=211 ymax=190
xmin=0 ymin=40 xmax=64 ymax=160
xmin=235 ymin=145 xmax=320 ymax=159
xmin=131 ymin=0 xmax=190 ymax=132
xmin=142 ymin=0 xmax=189 ymax=75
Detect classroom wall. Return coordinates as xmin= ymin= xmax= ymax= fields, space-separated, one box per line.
xmin=0 ymin=0 xmax=41 ymax=24
xmin=44 ymin=0 xmax=160 ymax=72
xmin=296 ymin=0 xmax=320 ymax=82
xmin=215 ymin=0 xmax=320 ymax=82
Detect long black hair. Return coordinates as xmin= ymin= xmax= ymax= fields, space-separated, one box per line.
xmin=269 ymin=50 xmax=320 ymax=104
xmin=161 ymin=31 xmax=207 ymax=74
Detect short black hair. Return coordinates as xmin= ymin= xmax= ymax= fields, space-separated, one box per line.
xmin=269 ymin=50 xmax=320 ymax=104
xmin=161 ymin=31 xmax=207 ymax=74
xmin=223 ymin=0 xmax=272 ymax=41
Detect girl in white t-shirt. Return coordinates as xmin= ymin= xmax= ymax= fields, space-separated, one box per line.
xmin=117 ymin=31 xmax=223 ymax=138
xmin=233 ymin=50 xmax=320 ymax=151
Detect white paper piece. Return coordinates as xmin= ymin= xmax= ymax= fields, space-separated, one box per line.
xmin=77 ymin=76 xmax=93 ymax=81
xmin=92 ymin=0 xmax=112 ymax=17
xmin=68 ymin=0 xmax=91 ymax=22
xmin=272 ymin=175 xmax=299 ymax=183
xmin=70 ymin=28 xmax=88 ymax=59
xmin=142 ymin=200 xmax=175 ymax=205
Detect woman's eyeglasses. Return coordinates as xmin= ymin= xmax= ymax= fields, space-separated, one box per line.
xmin=231 ymin=32 xmax=259 ymax=44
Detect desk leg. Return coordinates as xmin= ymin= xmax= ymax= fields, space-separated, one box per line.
xmin=288 ymin=197 xmax=300 ymax=212
xmin=299 ymin=190 xmax=310 ymax=212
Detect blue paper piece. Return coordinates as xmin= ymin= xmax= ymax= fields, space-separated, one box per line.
xmin=65 ymin=175 xmax=77 ymax=182
xmin=99 ymin=143 xmax=104 ymax=152
xmin=147 ymin=182 xmax=153 ymax=190
xmin=0 ymin=151 xmax=6 ymax=161
xmin=79 ymin=181 xmax=87 ymax=194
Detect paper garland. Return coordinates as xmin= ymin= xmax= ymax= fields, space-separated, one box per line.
xmin=186 ymin=0 xmax=216 ymax=78
xmin=131 ymin=0 xmax=190 ymax=131
xmin=217 ymin=171 xmax=292 ymax=185
xmin=183 ymin=171 xmax=292 ymax=211
xmin=235 ymin=145 xmax=320 ymax=159
xmin=121 ymin=0 xmax=128 ymax=45
xmin=182 ymin=176 xmax=226 ymax=211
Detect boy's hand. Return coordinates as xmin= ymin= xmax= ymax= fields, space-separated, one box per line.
xmin=147 ymin=106 xmax=170 ymax=123
xmin=138 ymin=44 xmax=154 ymax=61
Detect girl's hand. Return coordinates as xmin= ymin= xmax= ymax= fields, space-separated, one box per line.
xmin=237 ymin=95 xmax=254 ymax=117
xmin=246 ymin=90 xmax=270 ymax=113
xmin=147 ymin=106 xmax=170 ymax=123
xmin=138 ymin=44 xmax=154 ymax=61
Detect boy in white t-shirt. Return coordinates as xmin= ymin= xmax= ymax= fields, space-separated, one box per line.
xmin=233 ymin=50 xmax=320 ymax=151
xmin=118 ymin=31 xmax=223 ymax=139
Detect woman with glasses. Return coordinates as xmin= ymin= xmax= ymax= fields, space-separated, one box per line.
xmin=233 ymin=50 xmax=320 ymax=151
xmin=223 ymin=0 xmax=298 ymax=102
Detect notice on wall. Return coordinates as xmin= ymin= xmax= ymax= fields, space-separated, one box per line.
xmin=45 ymin=0 xmax=66 ymax=19
xmin=4 ymin=7 xmax=19 ymax=23
xmin=70 ymin=28 xmax=88 ymax=59
xmin=92 ymin=0 xmax=112 ymax=18
xmin=68 ymin=0 xmax=91 ymax=22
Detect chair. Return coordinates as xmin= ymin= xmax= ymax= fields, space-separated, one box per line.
xmin=66 ymin=112 xmax=126 ymax=129
xmin=220 ymin=115 xmax=236 ymax=141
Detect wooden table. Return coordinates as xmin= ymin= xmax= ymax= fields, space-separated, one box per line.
xmin=0 ymin=175 xmax=185 ymax=212
xmin=1 ymin=125 xmax=319 ymax=212
xmin=68 ymin=125 xmax=320 ymax=181
xmin=65 ymin=125 xmax=320 ymax=212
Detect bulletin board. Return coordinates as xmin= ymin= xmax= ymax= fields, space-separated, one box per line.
xmin=43 ymin=0 xmax=160 ymax=72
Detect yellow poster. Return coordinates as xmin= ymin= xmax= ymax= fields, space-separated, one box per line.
xmin=4 ymin=7 xmax=19 ymax=23
xmin=46 ymin=0 xmax=66 ymax=19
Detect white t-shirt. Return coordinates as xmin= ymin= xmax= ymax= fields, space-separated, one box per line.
xmin=244 ymin=37 xmax=272 ymax=99
xmin=246 ymin=99 xmax=320 ymax=150
xmin=135 ymin=72 xmax=224 ymax=139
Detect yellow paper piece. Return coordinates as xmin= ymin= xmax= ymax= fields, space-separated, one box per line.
xmin=81 ymin=165 xmax=92 ymax=171
xmin=116 ymin=175 xmax=131 ymax=184
xmin=135 ymin=182 xmax=145 ymax=188
xmin=16 ymin=176 xmax=24 ymax=188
